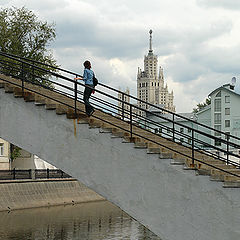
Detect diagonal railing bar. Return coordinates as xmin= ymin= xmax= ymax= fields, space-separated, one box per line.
xmin=1 ymin=52 xmax=239 ymax=154
xmin=2 ymin=51 xmax=240 ymax=146
xmin=1 ymin=74 xmax=240 ymax=175
xmin=0 ymin=54 xmax=238 ymax=156
xmin=3 ymin=73 xmax=239 ymax=176
xmin=2 ymin=51 xmax=240 ymax=143
xmin=1 ymin=52 xmax=240 ymax=180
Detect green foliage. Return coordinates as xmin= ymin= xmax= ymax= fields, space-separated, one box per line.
xmin=193 ymin=97 xmax=211 ymax=113
xmin=10 ymin=145 xmax=21 ymax=161
xmin=0 ymin=6 xmax=58 ymax=86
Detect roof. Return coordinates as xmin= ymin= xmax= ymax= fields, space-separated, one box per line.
xmin=196 ymin=104 xmax=211 ymax=115
xmin=151 ymin=112 xmax=197 ymax=123
xmin=208 ymin=84 xmax=240 ymax=98
xmin=175 ymin=112 xmax=197 ymax=121
xmin=148 ymin=104 xmax=165 ymax=112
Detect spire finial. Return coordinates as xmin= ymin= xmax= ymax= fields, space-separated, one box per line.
xmin=149 ymin=29 xmax=153 ymax=53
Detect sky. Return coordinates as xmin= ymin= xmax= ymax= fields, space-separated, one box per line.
xmin=2 ymin=0 xmax=240 ymax=112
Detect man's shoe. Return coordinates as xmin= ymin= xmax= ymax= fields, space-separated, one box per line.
xmin=87 ymin=109 xmax=95 ymax=117
xmin=89 ymin=109 xmax=95 ymax=116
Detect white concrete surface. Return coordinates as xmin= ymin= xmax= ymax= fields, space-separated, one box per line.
xmin=0 ymin=179 xmax=104 ymax=211
xmin=0 ymin=88 xmax=240 ymax=240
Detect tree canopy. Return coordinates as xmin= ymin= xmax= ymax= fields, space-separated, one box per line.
xmin=193 ymin=97 xmax=211 ymax=113
xmin=0 ymin=6 xmax=57 ymax=66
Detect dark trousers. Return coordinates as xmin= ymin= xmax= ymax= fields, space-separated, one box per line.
xmin=83 ymin=85 xmax=94 ymax=115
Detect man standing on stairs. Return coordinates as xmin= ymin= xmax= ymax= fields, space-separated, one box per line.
xmin=74 ymin=60 xmax=95 ymax=116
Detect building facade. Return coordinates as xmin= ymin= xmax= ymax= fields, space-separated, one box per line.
xmin=118 ymin=87 xmax=130 ymax=119
xmin=145 ymin=80 xmax=240 ymax=163
xmin=137 ymin=30 xmax=175 ymax=116
xmin=0 ymin=137 xmax=56 ymax=170
xmin=0 ymin=138 xmax=10 ymax=169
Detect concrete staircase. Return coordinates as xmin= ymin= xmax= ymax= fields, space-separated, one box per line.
xmin=2 ymin=73 xmax=240 ymax=240
xmin=1 ymin=73 xmax=240 ymax=187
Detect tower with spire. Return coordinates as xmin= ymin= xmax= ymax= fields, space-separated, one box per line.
xmin=137 ymin=30 xmax=175 ymax=115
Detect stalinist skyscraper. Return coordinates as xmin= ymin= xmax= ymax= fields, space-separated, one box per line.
xmin=137 ymin=30 xmax=175 ymax=116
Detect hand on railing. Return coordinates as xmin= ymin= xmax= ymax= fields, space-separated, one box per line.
xmin=74 ymin=77 xmax=83 ymax=81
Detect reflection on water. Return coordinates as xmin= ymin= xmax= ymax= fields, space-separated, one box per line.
xmin=0 ymin=201 xmax=161 ymax=240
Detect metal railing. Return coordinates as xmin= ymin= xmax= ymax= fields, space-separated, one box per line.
xmin=0 ymin=51 xmax=240 ymax=180
xmin=0 ymin=169 xmax=71 ymax=180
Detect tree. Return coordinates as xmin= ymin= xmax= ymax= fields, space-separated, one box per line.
xmin=0 ymin=6 xmax=58 ymax=85
xmin=193 ymin=97 xmax=211 ymax=113
xmin=10 ymin=144 xmax=21 ymax=162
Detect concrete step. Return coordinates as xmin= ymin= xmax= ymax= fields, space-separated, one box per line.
xmin=196 ymin=169 xmax=211 ymax=176
xmin=3 ymin=73 xmax=239 ymax=190
xmin=45 ymin=99 xmax=57 ymax=110
xmin=185 ymin=158 xmax=224 ymax=168
xmin=209 ymin=166 xmax=239 ymax=182
xmin=13 ymin=87 xmax=24 ymax=98
xmin=210 ymin=167 xmax=239 ymax=182
xmin=35 ymin=94 xmax=46 ymax=106
xmin=223 ymin=181 xmax=240 ymax=188
xmin=56 ymin=104 xmax=67 ymax=115
xmin=4 ymin=83 xmax=14 ymax=93
xmin=111 ymin=129 xmax=125 ymax=138
xmin=170 ymin=159 xmax=185 ymax=165
xmin=210 ymin=169 xmax=240 ymax=180
xmin=134 ymin=144 xmax=147 ymax=149
xmin=0 ymin=80 xmax=4 ymax=88
xmin=66 ymin=108 xmax=86 ymax=119
xmin=183 ymin=164 xmax=198 ymax=170
xmin=99 ymin=128 xmax=112 ymax=133
xmin=147 ymin=147 xmax=161 ymax=154
xmin=210 ymin=174 xmax=225 ymax=182
xmin=159 ymin=152 xmax=174 ymax=159
xmin=224 ymin=175 xmax=240 ymax=182
xmin=24 ymin=91 xmax=35 ymax=102
xmin=88 ymin=119 xmax=102 ymax=128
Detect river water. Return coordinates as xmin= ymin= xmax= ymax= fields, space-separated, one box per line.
xmin=0 ymin=201 xmax=161 ymax=240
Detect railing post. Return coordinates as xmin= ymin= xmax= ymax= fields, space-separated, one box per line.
xmin=13 ymin=168 xmax=16 ymax=180
xmin=61 ymin=170 xmax=64 ymax=178
xmin=227 ymin=135 xmax=230 ymax=165
xmin=32 ymin=169 xmax=36 ymax=180
xmin=130 ymin=104 xmax=133 ymax=139
xmin=192 ymin=129 xmax=195 ymax=166
xmin=29 ymin=169 xmax=31 ymax=179
xmin=47 ymin=168 xmax=49 ymax=179
xmin=122 ymin=93 xmax=125 ymax=120
xmin=74 ymin=77 xmax=78 ymax=117
xmin=172 ymin=114 xmax=175 ymax=142
xmin=21 ymin=62 xmax=24 ymax=94
xmin=32 ymin=66 xmax=35 ymax=82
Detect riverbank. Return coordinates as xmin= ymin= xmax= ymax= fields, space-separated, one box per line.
xmin=0 ymin=201 xmax=161 ymax=240
xmin=0 ymin=178 xmax=105 ymax=212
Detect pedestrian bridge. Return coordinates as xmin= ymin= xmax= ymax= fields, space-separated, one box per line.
xmin=0 ymin=53 xmax=240 ymax=240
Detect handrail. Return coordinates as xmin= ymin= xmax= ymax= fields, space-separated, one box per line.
xmin=1 ymin=51 xmax=239 ymax=145
xmin=0 ymin=169 xmax=71 ymax=180
xmin=1 ymin=51 xmax=238 ymax=142
xmin=1 ymin=51 xmax=240 ymax=180
xmin=1 ymin=52 xmax=239 ymax=148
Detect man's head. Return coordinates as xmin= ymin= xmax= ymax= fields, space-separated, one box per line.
xmin=83 ymin=60 xmax=91 ymax=69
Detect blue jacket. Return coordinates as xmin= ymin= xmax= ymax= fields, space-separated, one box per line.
xmin=82 ymin=68 xmax=94 ymax=85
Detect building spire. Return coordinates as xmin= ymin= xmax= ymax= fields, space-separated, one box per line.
xmin=149 ymin=29 xmax=153 ymax=53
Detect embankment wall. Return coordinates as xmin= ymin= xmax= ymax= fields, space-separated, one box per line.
xmin=0 ymin=179 xmax=104 ymax=211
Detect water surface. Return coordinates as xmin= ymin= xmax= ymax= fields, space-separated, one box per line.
xmin=0 ymin=201 xmax=161 ymax=240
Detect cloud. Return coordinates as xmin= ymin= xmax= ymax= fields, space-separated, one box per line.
xmin=2 ymin=0 xmax=240 ymax=113
xmin=53 ymin=22 xmax=145 ymax=59
xmin=193 ymin=46 xmax=240 ymax=74
xmin=164 ymin=53 xmax=206 ymax=83
xmin=2 ymin=0 xmax=69 ymax=11
xmin=197 ymin=0 xmax=240 ymax=10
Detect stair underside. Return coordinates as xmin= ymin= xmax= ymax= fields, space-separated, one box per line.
xmin=1 ymin=74 xmax=240 ymax=187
